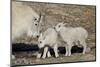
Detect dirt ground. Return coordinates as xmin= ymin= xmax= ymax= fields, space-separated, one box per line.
xmin=12 ymin=1 xmax=96 ymax=66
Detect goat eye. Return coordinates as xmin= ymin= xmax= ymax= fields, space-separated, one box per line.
xmin=34 ymin=18 xmax=37 ymax=21
xmin=59 ymin=25 xmax=60 ymax=28
xmin=40 ymin=41 xmax=42 ymax=43
xmin=35 ymin=24 xmax=38 ymax=26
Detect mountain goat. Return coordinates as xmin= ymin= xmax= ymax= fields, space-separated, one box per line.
xmin=37 ymin=28 xmax=59 ymax=59
xmin=54 ymin=22 xmax=88 ymax=56
xmin=12 ymin=1 xmax=43 ymax=43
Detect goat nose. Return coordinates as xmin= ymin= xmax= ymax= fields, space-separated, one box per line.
xmin=35 ymin=24 xmax=37 ymax=26
xmin=37 ymin=35 xmax=39 ymax=38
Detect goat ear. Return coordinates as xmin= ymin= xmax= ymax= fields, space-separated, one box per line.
xmin=62 ymin=22 xmax=65 ymax=24
xmin=39 ymin=12 xmax=45 ymax=23
xmin=63 ymin=23 xmax=67 ymax=26
xmin=38 ymin=13 xmax=41 ymax=22
xmin=52 ymin=26 xmax=55 ymax=28
xmin=40 ymin=33 xmax=43 ymax=37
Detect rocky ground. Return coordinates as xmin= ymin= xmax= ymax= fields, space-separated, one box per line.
xmin=12 ymin=1 xmax=96 ymax=66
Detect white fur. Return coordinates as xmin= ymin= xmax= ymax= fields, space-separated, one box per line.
xmin=55 ymin=22 xmax=88 ymax=56
xmin=37 ymin=28 xmax=59 ymax=59
xmin=12 ymin=1 xmax=42 ymax=43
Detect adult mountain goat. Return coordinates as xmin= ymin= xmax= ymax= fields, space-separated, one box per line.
xmin=37 ymin=28 xmax=59 ymax=59
xmin=54 ymin=22 xmax=88 ymax=56
xmin=12 ymin=1 xmax=43 ymax=43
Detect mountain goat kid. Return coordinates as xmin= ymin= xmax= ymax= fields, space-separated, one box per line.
xmin=37 ymin=28 xmax=59 ymax=59
xmin=54 ymin=22 xmax=88 ymax=56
